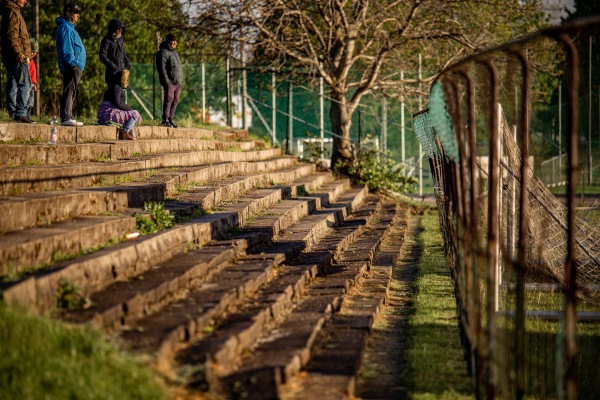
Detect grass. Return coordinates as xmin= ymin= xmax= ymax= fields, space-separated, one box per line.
xmin=0 ymin=302 xmax=168 ymax=399
xmin=406 ymin=210 xmax=474 ymax=399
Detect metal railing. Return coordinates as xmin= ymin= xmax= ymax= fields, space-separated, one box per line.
xmin=414 ymin=17 xmax=600 ymax=400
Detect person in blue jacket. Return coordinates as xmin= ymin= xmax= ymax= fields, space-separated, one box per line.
xmin=55 ymin=3 xmax=86 ymax=126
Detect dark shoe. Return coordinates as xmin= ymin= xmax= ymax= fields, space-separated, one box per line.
xmin=118 ymin=129 xmax=135 ymax=140
xmin=169 ymin=119 xmax=178 ymax=128
xmin=161 ymin=121 xmax=172 ymax=127
xmin=15 ymin=116 xmax=36 ymax=124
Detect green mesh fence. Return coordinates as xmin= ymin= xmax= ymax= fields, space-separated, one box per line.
xmin=412 ymin=110 xmax=440 ymax=160
xmin=429 ymin=82 xmax=459 ymax=162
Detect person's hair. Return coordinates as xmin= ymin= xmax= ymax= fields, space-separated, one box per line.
xmin=121 ymin=69 xmax=130 ymax=89
xmin=63 ymin=3 xmax=82 ymax=16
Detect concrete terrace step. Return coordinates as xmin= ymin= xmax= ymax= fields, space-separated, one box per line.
xmin=174 ymin=195 xmax=383 ymax=391
xmin=117 ymin=186 xmax=368 ymax=364
xmin=0 ymin=122 xmax=249 ymax=144
xmin=60 ymin=179 xmax=347 ymax=332
xmin=0 ymin=175 xmax=333 ymax=313
xmin=61 ymin=240 xmax=248 ymax=332
xmin=0 ymin=138 xmax=258 ymax=167
xmin=280 ymin=207 xmax=409 ymax=400
xmin=0 ymin=157 xmax=303 ymax=234
xmin=0 ymin=147 xmax=283 ymax=195
xmin=217 ymin=201 xmax=402 ymax=399
xmin=0 ymin=214 xmax=136 ymax=277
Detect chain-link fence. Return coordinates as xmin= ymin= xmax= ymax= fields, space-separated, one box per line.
xmin=414 ymin=17 xmax=600 ymax=400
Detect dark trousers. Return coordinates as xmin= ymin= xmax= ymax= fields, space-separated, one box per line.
xmin=161 ymin=82 xmax=182 ymax=122
xmin=60 ymin=66 xmax=82 ymax=122
xmin=3 ymin=60 xmax=32 ymax=118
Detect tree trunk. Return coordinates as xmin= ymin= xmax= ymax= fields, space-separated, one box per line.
xmin=330 ymin=95 xmax=354 ymax=172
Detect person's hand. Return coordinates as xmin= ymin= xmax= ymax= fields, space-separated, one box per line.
xmin=33 ymin=84 xmax=38 ymax=91
xmin=18 ymin=53 xmax=27 ymax=63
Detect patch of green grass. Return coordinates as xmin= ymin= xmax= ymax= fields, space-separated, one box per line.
xmin=296 ymin=186 xmax=310 ymax=197
xmin=91 ymin=155 xmax=111 ymax=163
xmin=406 ymin=210 xmax=474 ymax=399
xmin=135 ymin=202 xmax=176 ymax=234
xmin=0 ymin=302 xmax=167 ymax=399
xmin=54 ymin=279 xmax=89 ymax=310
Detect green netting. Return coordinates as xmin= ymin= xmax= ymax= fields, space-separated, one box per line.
xmin=429 ymin=82 xmax=459 ymax=161
xmin=412 ymin=110 xmax=440 ymax=159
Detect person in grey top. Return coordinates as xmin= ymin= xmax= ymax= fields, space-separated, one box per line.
xmin=155 ymin=33 xmax=182 ymax=128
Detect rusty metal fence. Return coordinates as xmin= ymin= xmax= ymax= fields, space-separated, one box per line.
xmin=413 ymin=17 xmax=600 ymax=399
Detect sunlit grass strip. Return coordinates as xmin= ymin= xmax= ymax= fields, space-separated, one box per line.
xmin=406 ymin=210 xmax=474 ymax=399
xmin=0 ymin=302 xmax=168 ymax=399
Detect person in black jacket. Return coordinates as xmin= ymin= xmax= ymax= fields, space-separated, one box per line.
xmin=97 ymin=70 xmax=141 ymax=140
xmin=99 ymin=18 xmax=130 ymax=86
xmin=156 ymin=33 xmax=183 ymax=127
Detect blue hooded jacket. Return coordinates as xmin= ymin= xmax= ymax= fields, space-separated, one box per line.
xmin=55 ymin=16 xmax=86 ymax=71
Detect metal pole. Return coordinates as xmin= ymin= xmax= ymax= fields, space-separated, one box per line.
xmin=226 ymin=57 xmax=231 ymax=127
xmin=559 ymin=84 xmax=562 ymax=170
xmin=286 ymin=82 xmax=293 ymax=154
xmin=202 ymin=62 xmax=206 ymax=123
xmin=419 ymin=54 xmax=423 ymax=196
xmin=588 ymin=36 xmax=592 ymax=186
xmin=358 ymin=110 xmax=362 ymax=146
xmin=272 ymin=71 xmax=277 ymax=145
xmin=242 ymin=48 xmax=248 ymax=130
xmin=382 ymin=96 xmax=388 ymax=153
xmin=320 ymin=72 xmax=325 ymax=162
xmin=401 ymin=70 xmax=406 ymax=164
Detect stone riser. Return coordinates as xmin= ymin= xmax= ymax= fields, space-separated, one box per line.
xmin=281 ymin=210 xmax=408 ymax=400
xmin=0 ymin=215 xmax=136 ymax=277
xmin=1 ymin=179 xmax=320 ymax=314
xmin=0 ymin=139 xmax=256 ymax=167
xmin=0 ymin=123 xmax=248 ymax=144
xmin=219 ymin=203 xmax=399 ymax=398
xmin=0 ymin=157 xmax=301 ymax=234
xmin=0 ymin=148 xmax=283 ymax=195
xmin=118 ymin=186 xmax=368 ymax=365
xmin=194 ymin=197 xmax=382 ymax=386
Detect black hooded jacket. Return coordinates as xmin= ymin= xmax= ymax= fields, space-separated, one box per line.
xmin=99 ymin=19 xmax=130 ymax=85
xmin=156 ymin=40 xmax=183 ymax=86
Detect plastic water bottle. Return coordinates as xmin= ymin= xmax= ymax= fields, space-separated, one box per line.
xmin=48 ymin=116 xmax=58 ymax=145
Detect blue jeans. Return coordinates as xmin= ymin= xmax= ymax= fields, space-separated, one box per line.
xmin=123 ymin=117 xmax=136 ymax=133
xmin=26 ymin=86 xmax=34 ymax=117
xmin=4 ymin=61 xmax=31 ymax=118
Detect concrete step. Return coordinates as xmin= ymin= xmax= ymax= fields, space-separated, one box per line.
xmin=56 ymin=180 xmax=343 ymax=334
xmin=0 ymin=176 xmax=332 ymax=313
xmin=0 ymin=138 xmax=257 ymax=167
xmin=0 ymin=147 xmax=284 ymax=195
xmin=116 ymin=185 xmax=368 ymax=364
xmin=174 ymin=195 xmax=382 ymax=392
xmin=0 ymin=122 xmax=249 ymax=144
xmin=279 ymin=207 xmax=409 ymax=400
xmin=0 ymin=157 xmax=306 ymax=234
xmin=216 ymin=202 xmax=402 ymax=399
xmin=61 ymin=240 xmax=247 ymax=332
xmin=0 ymin=214 xmax=136 ymax=278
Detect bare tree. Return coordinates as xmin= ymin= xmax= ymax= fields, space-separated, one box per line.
xmin=173 ymin=0 xmax=548 ymax=169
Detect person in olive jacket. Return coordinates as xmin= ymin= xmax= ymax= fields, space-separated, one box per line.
xmin=99 ymin=18 xmax=130 ymax=86
xmin=0 ymin=0 xmax=34 ymax=123
xmin=156 ymin=33 xmax=182 ymax=128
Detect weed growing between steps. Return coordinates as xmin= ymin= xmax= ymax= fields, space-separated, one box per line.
xmin=336 ymin=135 xmax=417 ymax=193
xmin=0 ymin=302 xmax=168 ymax=399
xmin=55 ymin=279 xmax=90 ymax=310
xmin=135 ymin=202 xmax=176 ymax=234
xmin=406 ymin=210 xmax=474 ymax=399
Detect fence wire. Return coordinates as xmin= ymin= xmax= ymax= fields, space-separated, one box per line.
xmin=413 ymin=17 xmax=600 ymax=400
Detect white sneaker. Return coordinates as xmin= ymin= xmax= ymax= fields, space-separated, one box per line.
xmin=61 ymin=118 xmax=84 ymax=126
